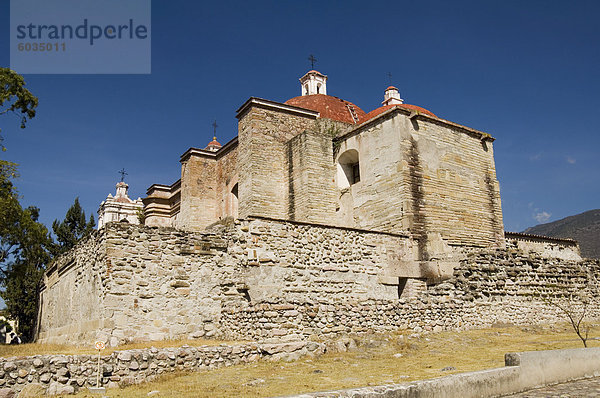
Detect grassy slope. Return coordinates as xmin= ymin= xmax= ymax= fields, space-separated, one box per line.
xmin=56 ymin=323 xmax=600 ymax=398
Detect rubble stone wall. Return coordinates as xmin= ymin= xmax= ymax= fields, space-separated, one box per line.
xmin=38 ymin=220 xmax=600 ymax=346
xmin=0 ymin=340 xmax=326 ymax=396
xmin=505 ymin=232 xmax=582 ymax=261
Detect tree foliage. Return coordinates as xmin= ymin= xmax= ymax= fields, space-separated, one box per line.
xmin=0 ymin=68 xmax=38 ymax=151
xmin=0 ymin=161 xmax=52 ymax=341
xmin=0 ymin=70 xmax=48 ymax=342
xmin=52 ymin=198 xmax=95 ymax=255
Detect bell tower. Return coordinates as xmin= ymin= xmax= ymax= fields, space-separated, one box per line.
xmin=299 ymin=70 xmax=327 ymax=96
xmin=382 ymin=86 xmax=404 ymax=106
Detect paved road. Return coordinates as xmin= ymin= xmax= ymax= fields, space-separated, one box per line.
xmin=502 ymin=377 xmax=600 ymax=397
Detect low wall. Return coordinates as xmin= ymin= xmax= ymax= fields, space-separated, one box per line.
xmin=0 ymin=340 xmax=325 ymax=396
xmin=505 ymin=232 xmax=581 ymax=261
xmin=289 ymin=347 xmax=600 ymax=398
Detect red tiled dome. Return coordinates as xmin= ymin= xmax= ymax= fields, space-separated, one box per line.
xmin=285 ymin=94 xmax=366 ymax=124
xmin=207 ymin=139 xmax=221 ymax=147
xmin=359 ymin=104 xmax=436 ymax=124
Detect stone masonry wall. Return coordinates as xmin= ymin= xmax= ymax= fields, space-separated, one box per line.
xmin=505 ymin=232 xmax=581 ymax=261
xmin=0 ymin=340 xmax=326 ymax=396
xmin=37 ymin=232 xmax=107 ymax=344
xmin=38 ymin=219 xmax=600 ymax=346
xmin=178 ymin=155 xmax=217 ymax=231
xmin=237 ymin=105 xmax=319 ymax=221
xmin=337 ymin=110 xmax=504 ymax=248
xmin=221 ymin=249 xmax=600 ymax=340
xmin=215 ymin=145 xmax=239 ymax=220
xmin=286 ymin=127 xmax=337 ymax=223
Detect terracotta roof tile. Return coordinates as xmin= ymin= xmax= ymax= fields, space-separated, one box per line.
xmin=359 ymin=104 xmax=437 ymax=124
xmin=285 ymin=94 xmax=366 ymax=124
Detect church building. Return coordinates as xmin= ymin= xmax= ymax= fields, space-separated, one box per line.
xmin=37 ymin=69 xmax=587 ymax=348
xmin=143 ymin=70 xmax=504 ymax=257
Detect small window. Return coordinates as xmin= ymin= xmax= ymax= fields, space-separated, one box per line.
xmin=316 ymin=83 xmax=321 ymax=94
xmin=337 ymin=149 xmax=361 ymax=189
xmin=352 ymin=163 xmax=360 ymax=184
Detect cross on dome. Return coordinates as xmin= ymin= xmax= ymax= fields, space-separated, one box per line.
xmin=118 ymin=168 xmax=128 ymax=182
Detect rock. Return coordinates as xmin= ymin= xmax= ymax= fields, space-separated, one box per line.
xmin=243 ymin=379 xmax=265 ymax=386
xmin=47 ymin=382 xmax=74 ymax=395
xmin=129 ymin=361 xmax=139 ymax=370
xmin=2 ymin=363 xmax=15 ymax=372
xmin=17 ymin=369 xmax=27 ymax=378
xmin=0 ymin=388 xmax=14 ymax=398
xmin=39 ymin=373 xmax=52 ymax=383
xmin=441 ymin=366 xmax=456 ymax=371
xmin=117 ymin=351 xmax=132 ymax=361
xmin=393 ymin=353 xmax=403 ymax=358
xmin=32 ymin=359 xmax=43 ymax=368
xmin=147 ymin=391 xmax=160 ymax=397
xmin=16 ymin=383 xmax=46 ymax=397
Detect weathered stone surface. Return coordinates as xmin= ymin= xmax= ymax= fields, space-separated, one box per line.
xmin=0 ymin=388 xmax=14 ymax=398
xmin=16 ymin=383 xmax=45 ymax=397
xmin=38 ymin=221 xmax=598 ymax=347
xmin=46 ymin=382 xmax=74 ymax=396
xmin=0 ymin=340 xmax=324 ymax=395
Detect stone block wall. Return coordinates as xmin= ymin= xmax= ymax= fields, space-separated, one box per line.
xmin=178 ymin=155 xmax=218 ymax=231
xmin=286 ymin=127 xmax=337 ymax=223
xmin=38 ymin=219 xmax=600 ymax=347
xmin=37 ymin=232 xmax=107 ymax=345
xmin=215 ymin=145 xmax=239 ymax=220
xmin=336 ymin=109 xmax=504 ymax=249
xmin=237 ymin=105 xmax=319 ymax=221
xmin=38 ymin=220 xmax=413 ymax=345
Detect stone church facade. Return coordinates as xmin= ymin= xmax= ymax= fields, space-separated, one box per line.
xmin=36 ymin=70 xmax=596 ymax=346
xmin=145 ymin=70 xmax=503 ymax=259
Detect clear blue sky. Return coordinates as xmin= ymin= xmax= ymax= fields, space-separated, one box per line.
xmin=0 ymin=0 xmax=598 ymax=233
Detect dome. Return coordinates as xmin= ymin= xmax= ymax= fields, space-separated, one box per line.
xmin=285 ymin=94 xmax=366 ymax=124
xmin=205 ymin=137 xmax=222 ymax=152
xmin=359 ymin=103 xmax=437 ymax=124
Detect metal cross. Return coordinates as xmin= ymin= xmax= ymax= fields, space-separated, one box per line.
xmin=118 ymin=168 xmax=128 ymax=182
xmin=212 ymin=120 xmax=218 ymax=139
xmin=387 ymin=72 xmax=393 ymax=85
xmin=308 ymin=54 xmax=317 ymax=69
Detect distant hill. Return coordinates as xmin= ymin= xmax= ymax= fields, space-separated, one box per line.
xmin=523 ymin=209 xmax=600 ymax=259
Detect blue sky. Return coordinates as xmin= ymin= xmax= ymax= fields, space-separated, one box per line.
xmin=0 ymin=0 xmax=599 ymax=233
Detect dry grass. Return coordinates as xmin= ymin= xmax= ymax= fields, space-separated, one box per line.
xmin=62 ymin=323 xmax=599 ymax=398
xmin=0 ymin=338 xmax=237 ymax=358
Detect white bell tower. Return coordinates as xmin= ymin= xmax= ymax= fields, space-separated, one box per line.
xmin=382 ymin=86 xmax=404 ymax=106
xmin=300 ymin=70 xmax=327 ymax=96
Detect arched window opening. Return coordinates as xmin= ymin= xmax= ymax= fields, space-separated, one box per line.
xmin=316 ymin=83 xmax=321 ymax=94
xmin=337 ymin=149 xmax=360 ymax=189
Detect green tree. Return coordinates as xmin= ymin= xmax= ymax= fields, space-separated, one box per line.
xmin=0 ymin=70 xmax=48 ymax=341
xmin=52 ymin=198 xmax=95 ymax=255
xmin=0 ymin=68 xmax=38 ymax=151
xmin=0 ymin=162 xmax=52 ymax=341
